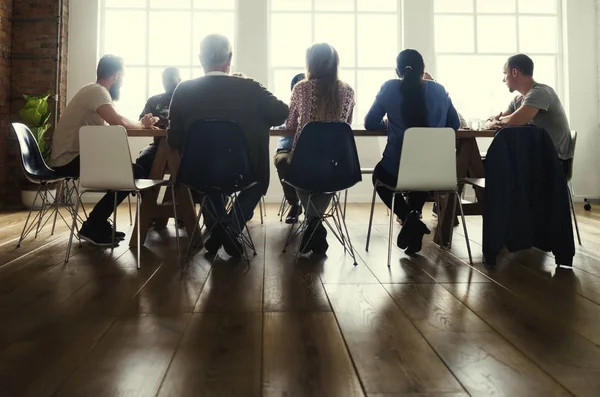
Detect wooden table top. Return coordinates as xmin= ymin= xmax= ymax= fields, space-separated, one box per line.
xmin=127 ymin=128 xmax=497 ymax=139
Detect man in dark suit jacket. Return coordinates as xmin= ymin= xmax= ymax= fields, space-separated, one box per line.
xmin=168 ymin=34 xmax=289 ymax=256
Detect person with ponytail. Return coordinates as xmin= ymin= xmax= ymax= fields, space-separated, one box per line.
xmin=364 ymin=49 xmax=460 ymax=255
xmin=286 ymin=43 xmax=355 ymax=255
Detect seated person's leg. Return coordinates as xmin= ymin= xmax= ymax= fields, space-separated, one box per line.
xmin=274 ymin=150 xmax=301 ymax=223
xmin=79 ymin=165 xmax=145 ymax=246
xmin=202 ymin=192 xmax=227 ymax=254
xmin=297 ymin=191 xmax=332 ymax=254
xmin=54 ymin=156 xmax=81 ymax=178
xmin=372 ymin=163 xmax=411 ymax=222
xmin=135 ymin=143 xmax=158 ymax=179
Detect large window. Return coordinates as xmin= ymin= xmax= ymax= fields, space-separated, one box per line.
xmin=100 ymin=0 xmax=235 ymax=119
xmin=434 ymin=0 xmax=562 ymax=121
xmin=268 ymin=0 xmax=402 ymax=124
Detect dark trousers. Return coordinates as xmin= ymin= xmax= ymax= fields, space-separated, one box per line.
xmin=373 ymin=163 xmax=427 ymax=222
xmin=203 ymin=183 xmax=264 ymax=235
xmin=54 ymin=156 xmax=146 ymax=226
xmin=274 ymin=149 xmax=299 ymax=205
xmin=135 ymin=143 xmax=158 ymax=178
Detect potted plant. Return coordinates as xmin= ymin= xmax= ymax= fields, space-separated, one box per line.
xmin=19 ymin=94 xmax=55 ymax=209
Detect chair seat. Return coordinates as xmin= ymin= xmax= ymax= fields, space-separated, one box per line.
xmin=462 ymin=178 xmax=485 ymax=189
xmin=134 ymin=179 xmax=170 ymax=191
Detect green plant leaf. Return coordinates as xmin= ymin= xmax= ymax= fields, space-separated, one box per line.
xmin=19 ymin=108 xmax=42 ymax=126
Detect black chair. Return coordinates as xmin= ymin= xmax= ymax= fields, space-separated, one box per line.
xmin=12 ymin=122 xmax=72 ymax=247
xmin=282 ymin=121 xmax=362 ymax=265
xmin=178 ymin=119 xmax=258 ymax=261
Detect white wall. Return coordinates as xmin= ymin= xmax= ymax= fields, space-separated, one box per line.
xmin=67 ymin=0 xmax=600 ymax=203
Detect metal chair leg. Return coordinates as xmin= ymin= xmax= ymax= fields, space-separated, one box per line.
xmin=568 ymin=183 xmax=582 ymax=245
xmin=455 ymin=191 xmax=473 ymax=265
xmin=16 ymin=187 xmax=41 ymax=248
xmin=365 ymin=184 xmax=377 ymax=252
xmin=343 ymin=189 xmax=348 ymax=220
xmin=259 ymin=196 xmax=264 ymax=225
xmin=51 ymin=181 xmax=63 ymax=235
xmin=136 ymin=192 xmax=141 ymax=269
xmin=387 ymin=193 xmax=397 ymax=268
xmin=112 ymin=192 xmax=118 ymax=249
xmin=128 ymin=194 xmax=133 ymax=225
xmin=172 ymin=185 xmax=181 ymax=255
xmin=65 ymin=192 xmax=83 ymax=263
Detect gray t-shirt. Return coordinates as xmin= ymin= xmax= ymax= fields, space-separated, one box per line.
xmin=507 ymin=82 xmax=572 ymax=159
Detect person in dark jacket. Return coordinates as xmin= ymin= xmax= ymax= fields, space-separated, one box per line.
xmin=483 ymin=125 xmax=575 ymax=266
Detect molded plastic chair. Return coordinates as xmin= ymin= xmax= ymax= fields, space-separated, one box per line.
xmin=12 ymin=122 xmax=70 ymax=247
xmin=283 ymin=122 xmax=362 ymax=265
xmin=365 ymin=127 xmax=473 ymax=267
xmin=64 ymin=126 xmax=180 ymax=268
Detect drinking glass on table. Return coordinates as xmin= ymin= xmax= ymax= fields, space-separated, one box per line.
xmin=469 ymin=118 xmax=483 ymax=131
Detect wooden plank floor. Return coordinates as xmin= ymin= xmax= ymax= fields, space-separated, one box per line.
xmin=0 ymin=202 xmax=599 ymax=396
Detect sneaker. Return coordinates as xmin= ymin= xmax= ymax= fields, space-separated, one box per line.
xmin=221 ymin=226 xmax=243 ymax=258
xmin=285 ymin=204 xmax=302 ymax=224
xmin=311 ymin=222 xmax=329 ymax=255
xmin=204 ymin=224 xmax=224 ymax=254
xmin=78 ymin=222 xmax=119 ymax=247
xmin=102 ymin=221 xmax=126 ymax=240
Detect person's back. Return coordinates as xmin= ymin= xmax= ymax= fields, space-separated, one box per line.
xmin=365 ymin=78 xmax=459 ymax=174
xmin=51 ymin=83 xmax=111 ymax=167
xmin=168 ymin=73 xmax=288 ymax=189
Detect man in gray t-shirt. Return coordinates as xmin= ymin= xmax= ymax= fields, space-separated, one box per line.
xmin=488 ymin=54 xmax=573 ymax=160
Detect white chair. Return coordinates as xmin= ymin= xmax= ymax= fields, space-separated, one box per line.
xmin=365 ymin=127 xmax=473 ymax=267
xmin=64 ymin=126 xmax=180 ymax=268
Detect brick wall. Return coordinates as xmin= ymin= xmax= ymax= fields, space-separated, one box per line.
xmin=0 ymin=0 xmax=68 ymax=209
xmin=0 ymin=0 xmax=12 ymax=208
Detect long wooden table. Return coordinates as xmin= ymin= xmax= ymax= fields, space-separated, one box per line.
xmin=128 ymin=128 xmax=494 ymax=248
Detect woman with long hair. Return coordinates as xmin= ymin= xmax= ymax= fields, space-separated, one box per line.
xmin=364 ymin=49 xmax=460 ymax=254
xmin=286 ymin=43 xmax=355 ymax=255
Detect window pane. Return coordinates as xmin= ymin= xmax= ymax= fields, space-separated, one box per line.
xmin=357 ymin=15 xmax=397 ymax=67
xmin=105 ymin=0 xmax=145 ymax=8
xmin=476 ymin=0 xmax=515 ymax=13
xmin=437 ymin=55 xmax=514 ymax=119
xmin=314 ymin=0 xmax=354 ymax=11
xmin=194 ymin=0 xmax=234 ymax=9
xmin=357 ymin=0 xmax=396 ymax=12
xmin=150 ymin=0 xmax=191 ymax=8
xmin=339 ymin=69 xmax=356 ymax=98
xmin=518 ymin=0 xmax=556 ymax=14
xmin=271 ymin=0 xmax=311 ymax=11
xmin=149 ymin=12 xmax=192 ymax=65
xmin=148 ymin=67 xmax=191 ymax=98
xmin=519 ymin=16 xmax=557 ymax=53
xmin=529 ymin=55 xmax=556 ymax=88
xmin=273 ymin=69 xmax=305 ymax=105
xmin=270 ymin=13 xmax=312 ymax=67
xmin=192 ymin=12 xmax=235 ymax=67
xmin=477 ymin=16 xmax=516 ymax=53
xmin=434 ymin=16 xmax=474 ymax=53
xmin=104 ymin=10 xmax=147 ymax=65
xmin=434 ymin=0 xmax=473 ymax=13
xmin=116 ymin=67 xmax=148 ymax=120
xmin=356 ymin=70 xmax=395 ymax=124
xmin=314 ymin=14 xmax=355 ymax=67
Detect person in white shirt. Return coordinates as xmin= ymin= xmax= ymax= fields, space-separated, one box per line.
xmin=51 ymin=55 xmax=157 ymax=246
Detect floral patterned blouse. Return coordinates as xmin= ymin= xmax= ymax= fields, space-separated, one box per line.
xmin=285 ymin=79 xmax=355 ymax=149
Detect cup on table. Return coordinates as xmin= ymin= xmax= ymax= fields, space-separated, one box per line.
xmin=469 ymin=118 xmax=483 ymax=131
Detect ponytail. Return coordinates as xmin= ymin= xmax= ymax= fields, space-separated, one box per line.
xmin=397 ymin=50 xmax=428 ymax=128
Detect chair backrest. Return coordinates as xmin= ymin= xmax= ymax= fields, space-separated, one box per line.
xmin=79 ymin=125 xmax=136 ymax=190
xmin=396 ymin=127 xmax=457 ymax=191
xmin=564 ymin=130 xmax=577 ymax=181
xmin=178 ymin=119 xmax=255 ymax=193
xmin=285 ymin=122 xmax=362 ymax=193
xmin=11 ymin=122 xmax=54 ymax=181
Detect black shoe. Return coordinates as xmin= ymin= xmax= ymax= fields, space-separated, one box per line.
xmin=312 ymin=222 xmax=328 ymax=255
xmin=78 ymin=222 xmax=119 ymax=247
xmin=221 ymin=226 xmax=243 ymax=257
xmin=405 ymin=215 xmax=431 ymax=255
xmin=204 ymin=224 xmax=224 ymax=254
xmin=397 ymin=212 xmax=418 ymax=249
xmin=100 ymin=221 xmax=125 ymax=240
xmin=285 ymin=204 xmax=302 ymax=224
xmin=300 ymin=218 xmax=319 ymax=254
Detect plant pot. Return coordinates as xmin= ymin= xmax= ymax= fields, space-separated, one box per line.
xmin=20 ymin=187 xmax=57 ymax=210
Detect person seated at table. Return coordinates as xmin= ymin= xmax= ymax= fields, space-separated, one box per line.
xmin=135 ymin=67 xmax=182 ymax=178
xmin=364 ymin=49 xmax=460 ymax=254
xmin=487 ymin=53 xmax=573 ymax=168
xmin=274 ymin=73 xmax=305 ymax=224
xmin=167 ymin=34 xmax=289 ymax=256
xmin=51 ymin=55 xmax=158 ymax=246
xmin=286 ymin=43 xmax=355 ymax=255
